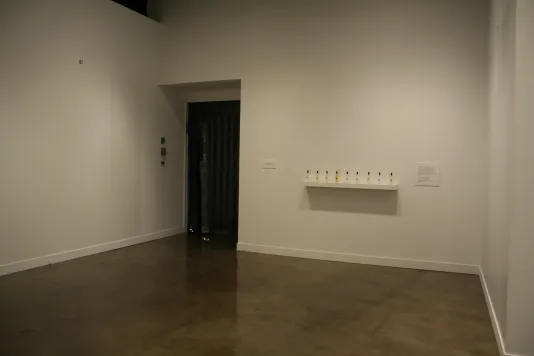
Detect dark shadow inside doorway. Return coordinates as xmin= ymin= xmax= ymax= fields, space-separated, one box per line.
xmin=187 ymin=100 xmax=240 ymax=249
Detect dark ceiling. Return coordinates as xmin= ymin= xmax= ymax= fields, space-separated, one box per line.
xmin=111 ymin=0 xmax=148 ymax=16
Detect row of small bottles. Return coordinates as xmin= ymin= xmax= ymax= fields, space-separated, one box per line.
xmin=305 ymin=170 xmax=395 ymax=184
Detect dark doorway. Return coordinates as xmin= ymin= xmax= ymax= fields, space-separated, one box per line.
xmin=187 ymin=101 xmax=240 ymax=247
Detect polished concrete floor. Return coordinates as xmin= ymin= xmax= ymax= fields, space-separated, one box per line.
xmin=0 ymin=235 xmax=499 ymax=356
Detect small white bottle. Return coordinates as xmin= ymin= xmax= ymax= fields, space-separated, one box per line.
xmin=355 ymin=171 xmax=359 ymax=183
xmin=325 ymin=170 xmax=329 ymax=183
xmin=335 ymin=170 xmax=339 ymax=183
xmin=306 ymin=169 xmax=310 ymax=181
xmin=367 ymin=172 xmax=371 ymax=184
xmin=345 ymin=171 xmax=350 ymax=183
xmin=389 ymin=172 xmax=394 ymax=185
xmin=316 ymin=170 xmax=320 ymax=183
xmin=378 ymin=172 xmax=382 ymax=184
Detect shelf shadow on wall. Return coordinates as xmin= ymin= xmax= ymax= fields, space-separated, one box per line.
xmin=304 ymin=188 xmax=398 ymax=216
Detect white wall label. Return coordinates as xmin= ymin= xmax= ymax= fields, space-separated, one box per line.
xmin=262 ymin=159 xmax=277 ymax=170
xmin=415 ymin=163 xmax=440 ymax=187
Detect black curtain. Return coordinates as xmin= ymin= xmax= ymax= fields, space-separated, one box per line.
xmin=187 ymin=101 xmax=240 ymax=243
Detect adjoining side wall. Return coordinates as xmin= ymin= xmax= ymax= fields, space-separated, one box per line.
xmin=505 ymin=1 xmax=534 ymax=355
xmin=0 ymin=0 xmax=186 ymax=274
xmin=483 ymin=0 xmax=515 ymax=353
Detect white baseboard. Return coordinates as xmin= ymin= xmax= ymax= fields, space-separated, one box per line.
xmin=2 ymin=236 xmax=524 ymax=355
xmin=479 ymin=266 xmax=507 ymax=356
xmin=0 ymin=227 xmax=185 ymax=277
xmin=237 ymin=242 xmax=479 ymax=275
xmin=478 ymin=267 xmax=528 ymax=356
xmin=239 ymin=243 xmax=524 ymax=356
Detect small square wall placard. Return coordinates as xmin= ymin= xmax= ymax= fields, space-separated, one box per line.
xmin=415 ymin=163 xmax=440 ymax=187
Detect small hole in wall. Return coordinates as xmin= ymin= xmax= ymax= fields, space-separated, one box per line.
xmin=79 ymin=60 xmax=84 ymax=64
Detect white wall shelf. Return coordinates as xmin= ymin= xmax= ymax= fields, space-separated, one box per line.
xmin=304 ymin=181 xmax=399 ymax=191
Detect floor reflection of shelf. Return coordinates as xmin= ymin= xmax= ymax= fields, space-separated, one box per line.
xmin=304 ymin=181 xmax=399 ymax=191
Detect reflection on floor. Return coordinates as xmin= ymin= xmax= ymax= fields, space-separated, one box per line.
xmin=0 ymin=235 xmax=498 ymax=355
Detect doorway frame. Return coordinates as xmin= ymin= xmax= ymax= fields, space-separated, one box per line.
xmin=181 ymin=84 xmax=241 ymax=238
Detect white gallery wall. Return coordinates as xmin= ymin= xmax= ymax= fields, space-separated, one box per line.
xmin=484 ymin=1 xmax=534 ymax=355
xmin=505 ymin=1 xmax=534 ymax=355
xmin=157 ymin=0 xmax=489 ymax=269
xmin=484 ymin=0 xmax=515 ymax=348
xmin=0 ymin=0 xmax=185 ymax=273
